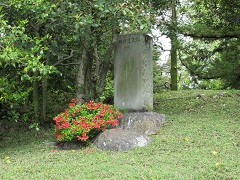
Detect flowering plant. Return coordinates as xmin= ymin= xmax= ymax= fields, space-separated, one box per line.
xmin=53 ymin=99 xmax=123 ymax=142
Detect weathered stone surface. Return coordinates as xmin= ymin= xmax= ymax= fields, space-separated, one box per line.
xmin=94 ymin=129 xmax=152 ymax=151
xmin=94 ymin=111 xmax=166 ymax=151
xmin=119 ymin=111 xmax=166 ymax=135
xmin=114 ymin=34 xmax=153 ymax=111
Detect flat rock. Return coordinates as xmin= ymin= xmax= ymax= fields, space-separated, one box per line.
xmin=94 ymin=111 xmax=166 ymax=151
xmin=119 ymin=111 xmax=166 ymax=135
xmin=94 ymin=129 xmax=152 ymax=151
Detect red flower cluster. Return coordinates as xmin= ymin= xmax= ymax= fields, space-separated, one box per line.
xmin=53 ymin=99 xmax=123 ymax=142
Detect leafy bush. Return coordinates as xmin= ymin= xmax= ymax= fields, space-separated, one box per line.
xmin=53 ymin=99 xmax=123 ymax=142
xmin=99 ymin=71 xmax=114 ymax=103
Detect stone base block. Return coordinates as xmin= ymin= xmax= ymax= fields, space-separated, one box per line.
xmin=94 ymin=111 xmax=166 ymax=151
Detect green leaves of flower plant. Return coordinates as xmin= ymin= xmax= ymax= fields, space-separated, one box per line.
xmin=53 ymin=99 xmax=122 ymax=142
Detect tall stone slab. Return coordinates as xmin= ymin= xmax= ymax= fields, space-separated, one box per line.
xmin=114 ymin=34 xmax=153 ymax=111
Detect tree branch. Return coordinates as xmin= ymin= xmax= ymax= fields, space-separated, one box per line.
xmin=0 ymin=2 xmax=10 ymax=7
xmin=182 ymin=32 xmax=240 ymax=39
xmin=178 ymin=50 xmax=220 ymax=80
xmin=57 ymin=63 xmax=80 ymax=66
xmin=97 ymin=29 xmax=118 ymax=96
xmin=53 ymin=49 xmax=75 ymax=66
xmin=28 ymin=21 xmax=39 ymax=33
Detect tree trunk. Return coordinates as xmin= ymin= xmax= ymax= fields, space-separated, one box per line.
xmin=33 ymin=71 xmax=39 ymax=122
xmin=41 ymin=51 xmax=49 ymax=122
xmin=42 ymin=76 xmax=47 ymax=122
xmin=170 ymin=0 xmax=178 ymax=91
xmin=84 ymin=48 xmax=95 ymax=101
xmin=76 ymin=53 xmax=85 ymax=104
xmin=97 ymin=33 xmax=117 ymax=99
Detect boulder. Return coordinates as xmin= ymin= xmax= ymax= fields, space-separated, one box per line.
xmin=119 ymin=111 xmax=166 ymax=135
xmin=94 ymin=111 xmax=166 ymax=151
xmin=94 ymin=129 xmax=152 ymax=151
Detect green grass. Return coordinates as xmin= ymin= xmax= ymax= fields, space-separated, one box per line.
xmin=1 ymin=90 xmax=240 ymax=179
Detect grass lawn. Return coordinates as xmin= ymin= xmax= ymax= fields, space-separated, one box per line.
xmin=1 ymin=90 xmax=240 ymax=179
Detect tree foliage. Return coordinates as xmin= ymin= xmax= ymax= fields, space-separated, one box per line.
xmin=178 ymin=0 xmax=240 ymax=89
xmin=0 ymin=0 xmax=155 ymax=125
xmin=152 ymin=0 xmax=240 ymax=90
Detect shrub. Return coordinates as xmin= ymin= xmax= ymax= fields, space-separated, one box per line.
xmin=53 ymin=99 xmax=123 ymax=142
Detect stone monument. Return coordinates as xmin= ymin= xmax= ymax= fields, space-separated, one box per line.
xmin=94 ymin=34 xmax=166 ymax=151
xmin=114 ymin=34 xmax=153 ymax=111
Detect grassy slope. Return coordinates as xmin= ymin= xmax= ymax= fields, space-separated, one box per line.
xmin=0 ymin=90 xmax=239 ymax=179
